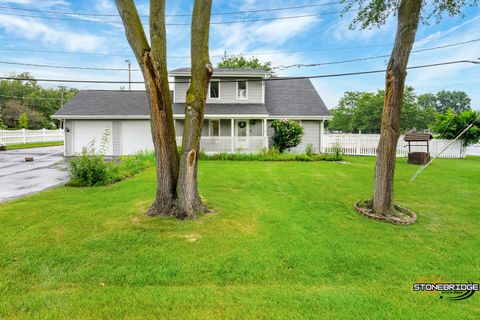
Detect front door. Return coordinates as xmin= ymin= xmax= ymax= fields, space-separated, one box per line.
xmin=235 ymin=120 xmax=249 ymax=150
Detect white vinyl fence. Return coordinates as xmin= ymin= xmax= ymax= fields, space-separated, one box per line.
xmin=323 ymin=134 xmax=466 ymax=159
xmin=0 ymin=129 xmax=64 ymax=145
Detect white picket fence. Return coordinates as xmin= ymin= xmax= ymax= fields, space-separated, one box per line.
xmin=323 ymin=134 xmax=466 ymax=158
xmin=0 ymin=129 xmax=64 ymax=145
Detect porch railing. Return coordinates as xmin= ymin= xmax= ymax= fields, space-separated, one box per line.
xmin=176 ymin=136 xmax=268 ymax=153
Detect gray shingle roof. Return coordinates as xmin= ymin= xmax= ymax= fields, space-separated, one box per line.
xmin=265 ymin=78 xmax=329 ymax=116
xmin=54 ymin=78 xmax=330 ymax=118
xmin=173 ymin=103 xmax=268 ymax=115
xmin=54 ymin=90 xmax=149 ymax=116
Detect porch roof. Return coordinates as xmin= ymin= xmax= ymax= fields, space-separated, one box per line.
xmin=172 ymin=103 xmax=268 ymax=116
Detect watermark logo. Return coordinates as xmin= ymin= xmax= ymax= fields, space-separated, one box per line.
xmin=414 ymin=276 xmax=478 ymax=301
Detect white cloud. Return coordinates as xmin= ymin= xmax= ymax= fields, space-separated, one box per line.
xmin=95 ymin=0 xmax=114 ymax=12
xmin=211 ymin=15 xmax=319 ymax=53
xmin=0 ymin=15 xmax=104 ymax=52
xmin=0 ymin=0 xmax=69 ymax=7
xmin=324 ymin=12 xmax=395 ymax=42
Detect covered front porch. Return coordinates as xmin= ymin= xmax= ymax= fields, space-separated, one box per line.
xmin=174 ymin=117 xmax=269 ymax=153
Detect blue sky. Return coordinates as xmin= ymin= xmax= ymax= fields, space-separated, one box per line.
xmin=0 ymin=0 xmax=479 ymax=109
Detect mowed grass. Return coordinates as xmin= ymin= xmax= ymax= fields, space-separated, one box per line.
xmin=5 ymin=141 xmax=63 ymax=150
xmin=0 ymin=157 xmax=479 ymax=319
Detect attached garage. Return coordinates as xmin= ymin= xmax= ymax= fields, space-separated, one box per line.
xmin=120 ymin=120 xmax=154 ymax=155
xmin=72 ymin=120 xmax=113 ymax=156
xmin=66 ymin=119 xmax=154 ymax=157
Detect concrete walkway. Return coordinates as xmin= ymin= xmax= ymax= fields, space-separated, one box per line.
xmin=0 ymin=146 xmax=69 ymax=203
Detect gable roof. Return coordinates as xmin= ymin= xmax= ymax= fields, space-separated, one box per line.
xmin=265 ymin=78 xmax=329 ymax=116
xmin=53 ymin=78 xmax=330 ymax=118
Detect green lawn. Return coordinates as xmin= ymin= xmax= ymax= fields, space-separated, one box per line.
xmin=0 ymin=157 xmax=479 ymax=319
xmin=5 ymin=141 xmax=63 ymax=150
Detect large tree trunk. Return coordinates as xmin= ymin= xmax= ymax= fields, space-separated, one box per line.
xmin=372 ymin=0 xmax=422 ymax=215
xmin=116 ymin=0 xmax=179 ymax=216
xmin=176 ymin=0 xmax=213 ymax=218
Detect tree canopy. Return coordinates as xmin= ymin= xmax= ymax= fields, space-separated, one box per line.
xmin=0 ymin=73 xmax=77 ymax=128
xmin=343 ymin=0 xmax=478 ymax=29
xmin=431 ymin=108 xmax=480 ymax=146
xmin=328 ymin=87 xmax=438 ymax=133
xmin=217 ymin=55 xmax=275 ymax=77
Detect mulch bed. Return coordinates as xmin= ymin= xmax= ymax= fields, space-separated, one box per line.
xmin=354 ymin=200 xmax=417 ymax=225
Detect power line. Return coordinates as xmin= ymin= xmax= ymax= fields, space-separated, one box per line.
xmin=0 ymin=1 xmax=345 ymax=18
xmin=0 ymin=60 xmax=478 ymax=84
xmin=273 ymin=38 xmax=480 ymax=69
xmin=1 ymin=28 xmax=480 ymax=59
xmin=0 ymin=38 xmax=477 ymax=72
xmin=0 ymin=9 xmax=350 ymax=26
xmin=0 ymin=60 xmax=140 ymax=71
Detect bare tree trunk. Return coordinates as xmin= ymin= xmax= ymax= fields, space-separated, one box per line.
xmin=116 ymin=0 xmax=178 ymax=216
xmin=176 ymin=0 xmax=213 ymax=218
xmin=373 ymin=0 xmax=422 ymax=215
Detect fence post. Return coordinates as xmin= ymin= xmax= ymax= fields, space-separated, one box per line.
xmin=22 ymin=128 xmax=26 ymax=144
xmin=42 ymin=128 xmax=46 ymax=142
xmin=356 ymin=135 xmax=360 ymax=155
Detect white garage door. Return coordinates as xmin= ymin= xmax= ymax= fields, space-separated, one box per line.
xmin=73 ymin=120 xmax=113 ymax=156
xmin=121 ymin=120 xmax=154 ymax=155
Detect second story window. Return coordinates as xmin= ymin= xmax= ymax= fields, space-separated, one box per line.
xmin=209 ymin=81 xmax=220 ymax=99
xmin=237 ymin=80 xmax=248 ymax=100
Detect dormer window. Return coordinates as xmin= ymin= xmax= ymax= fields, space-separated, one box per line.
xmin=209 ymin=80 xmax=220 ymax=99
xmin=237 ymin=80 xmax=248 ymax=100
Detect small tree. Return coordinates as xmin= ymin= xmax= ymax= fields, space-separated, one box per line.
xmin=18 ymin=112 xmax=29 ymax=129
xmin=217 ymin=55 xmax=275 ymax=77
xmin=431 ymin=109 xmax=480 ymax=146
xmin=271 ymin=119 xmax=304 ymax=153
xmin=0 ymin=118 xmax=5 ymax=129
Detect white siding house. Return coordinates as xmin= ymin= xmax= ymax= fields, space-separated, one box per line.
xmin=53 ymin=68 xmax=331 ymax=156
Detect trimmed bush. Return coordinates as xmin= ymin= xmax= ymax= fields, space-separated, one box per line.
xmin=271 ymin=119 xmax=304 ymax=153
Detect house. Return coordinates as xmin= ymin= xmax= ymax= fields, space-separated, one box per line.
xmin=53 ymin=68 xmax=331 ymax=156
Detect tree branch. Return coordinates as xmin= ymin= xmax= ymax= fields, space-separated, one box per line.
xmin=115 ymin=0 xmax=150 ymax=67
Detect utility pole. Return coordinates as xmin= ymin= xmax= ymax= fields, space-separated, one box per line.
xmin=125 ymin=59 xmax=131 ymax=90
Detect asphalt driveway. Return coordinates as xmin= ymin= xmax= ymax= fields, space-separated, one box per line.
xmin=0 ymin=146 xmax=69 ymax=203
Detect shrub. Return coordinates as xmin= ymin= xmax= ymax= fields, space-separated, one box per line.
xmin=18 ymin=112 xmax=29 ymax=129
xmin=271 ymin=119 xmax=304 ymax=153
xmin=69 ymin=139 xmax=117 ymax=187
xmin=305 ymin=143 xmax=314 ymax=156
xmin=68 ymin=130 xmax=155 ymax=187
xmin=199 ymin=150 xmax=343 ymax=162
xmin=328 ymin=142 xmax=344 ymax=161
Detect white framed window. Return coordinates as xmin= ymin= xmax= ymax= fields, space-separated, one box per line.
xmin=209 ymin=120 xmax=220 ymax=136
xmin=209 ymin=80 xmax=220 ymax=99
xmin=236 ymin=80 xmax=248 ymax=100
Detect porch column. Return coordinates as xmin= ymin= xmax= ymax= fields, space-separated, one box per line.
xmin=263 ymin=118 xmax=268 ymax=148
xmin=320 ymin=120 xmax=325 ymax=153
xmin=231 ymin=118 xmax=235 ymax=153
